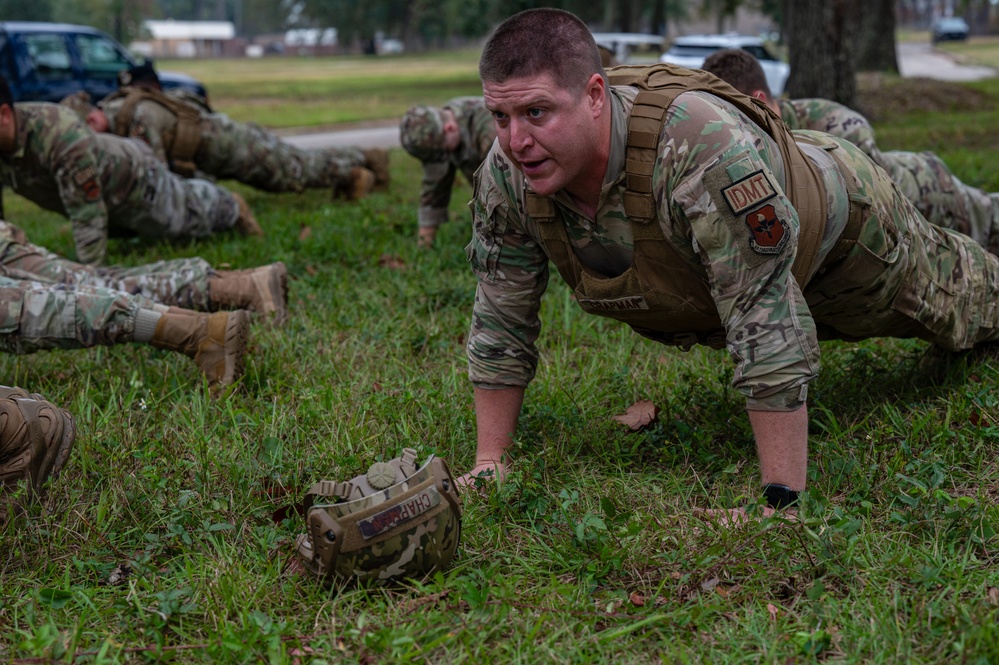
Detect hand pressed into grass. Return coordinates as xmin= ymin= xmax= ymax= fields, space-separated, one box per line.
xmin=456 ymin=459 xmax=507 ymax=489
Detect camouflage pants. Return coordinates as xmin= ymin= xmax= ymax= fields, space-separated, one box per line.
xmin=874 ymin=149 xmax=999 ymax=254
xmin=0 ymin=278 xmax=147 ymax=355
xmin=110 ymin=139 xmax=240 ymax=240
xmin=198 ymin=115 xmax=366 ymax=193
xmin=0 ymin=222 xmax=215 ymax=311
xmin=806 ymin=140 xmax=999 ymax=351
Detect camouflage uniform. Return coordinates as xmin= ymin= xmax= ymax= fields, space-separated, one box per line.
xmin=778 ymin=98 xmax=999 ymax=251
xmin=0 ymin=220 xmax=216 ymax=311
xmin=401 ymin=97 xmax=495 ymax=231
xmin=98 ymin=88 xmax=366 ymax=193
xmin=0 ymin=103 xmax=240 ymax=265
xmin=0 ymin=271 xmax=160 ymax=355
xmin=467 ymin=86 xmax=999 ymax=411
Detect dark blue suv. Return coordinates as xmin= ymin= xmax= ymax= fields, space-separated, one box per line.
xmin=0 ymin=22 xmax=207 ymax=103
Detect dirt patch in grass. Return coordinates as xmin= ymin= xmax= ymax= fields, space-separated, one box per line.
xmin=855 ymin=73 xmax=995 ymax=121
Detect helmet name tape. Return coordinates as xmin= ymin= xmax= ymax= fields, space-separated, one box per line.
xmin=358 ymin=485 xmax=441 ymax=539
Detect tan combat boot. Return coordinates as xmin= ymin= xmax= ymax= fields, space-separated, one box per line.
xmin=334 ymin=167 xmax=376 ymax=201
xmin=209 ymin=262 xmax=289 ymax=325
xmin=231 ymin=192 xmax=265 ymax=237
xmin=0 ymin=393 xmax=76 ymax=499
xmin=362 ymin=148 xmax=390 ymax=190
xmin=150 ymin=310 xmax=250 ymax=387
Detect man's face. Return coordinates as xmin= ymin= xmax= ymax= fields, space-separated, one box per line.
xmin=86 ymin=108 xmax=109 ymax=133
xmin=0 ymin=105 xmax=15 ymax=154
xmin=441 ymin=110 xmax=461 ymax=153
xmin=483 ymin=71 xmax=606 ymax=199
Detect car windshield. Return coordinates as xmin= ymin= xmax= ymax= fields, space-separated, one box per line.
xmin=937 ymin=18 xmax=967 ymax=29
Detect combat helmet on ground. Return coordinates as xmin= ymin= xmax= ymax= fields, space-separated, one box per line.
xmin=400 ymin=105 xmax=448 ymax=163
xmin=296 ymin=448 xmax=462 ymax=586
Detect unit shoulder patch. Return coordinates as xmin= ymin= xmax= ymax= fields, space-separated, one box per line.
xmin=744 ymin=203 xmax=789 ymax=255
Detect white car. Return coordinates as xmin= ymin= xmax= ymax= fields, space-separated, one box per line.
xmin=659 ymin=34 xmax=791 ymax=96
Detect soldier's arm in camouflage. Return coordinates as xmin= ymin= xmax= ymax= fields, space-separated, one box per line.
xmin=418 ymin=161 xmax=458 ymax=229
xmin=787 ymin=99 xmax=879 ymax=161
xmin=466 ymin=149 xmax=551 ymax=390
xmin=49 ymin=128 xmax=109 ymax=264
xmin=660 ymin=92 xmax=819 ymax=412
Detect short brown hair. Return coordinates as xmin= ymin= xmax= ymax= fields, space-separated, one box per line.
xmin=701 ymin=48 xmax=772 ymax=98
xmin=479 ymin=8 xmax=605 ymax=96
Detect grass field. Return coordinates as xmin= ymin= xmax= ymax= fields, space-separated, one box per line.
xmin=4 ymin=44 xmax=999 ymax=663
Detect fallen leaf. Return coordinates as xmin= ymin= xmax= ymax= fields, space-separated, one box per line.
xmin=290 ymin=646 xmax=314 ymax=665
xmin=989 ymin=587 xmax=999 ymax=605
xmin=612 ymin=400 xmax=660 ymax=431
xmin=700 ymin=576 xmax=720 ymax=592
xmin=767 ymin=602 xmax=779 ymax=621
xmin=305 ymin=265 xmax=318 ymax=276
xmin=629 ymin=591 xmax=645 ymax=606
xmin=107 ymin=563 xmax=132 ymax=586
xmin=298 ymin=225 xmax=312 ymax=241
xmin=379 ymin=253 xmax=406 ymax=270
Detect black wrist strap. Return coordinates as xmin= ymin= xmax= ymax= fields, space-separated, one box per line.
xmin=763 ymin=484 xmax=800 ymax=509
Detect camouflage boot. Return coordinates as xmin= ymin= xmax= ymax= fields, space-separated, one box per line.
xmin=334 ymin=167 xmax=376 ymax=201
xmin=209 ymin=262 xmax=289 ymax=325
xmin=150 ymin=310 xmax=250 ymax=387
xmin=231 ymin=192 xmax=265 ymax=237
xmin=0 ymin=393 xmax=76 ymax=499
xmin=362 ymin=148 xmax=390 ymax=190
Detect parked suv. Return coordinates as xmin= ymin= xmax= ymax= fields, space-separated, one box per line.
xmin=660 ymin=34 xmax=790 ymax=96
xmin=930 ymin=17 xmax=970 ymax=44
xmin=0 ymin=22 xmax=206 ymax=103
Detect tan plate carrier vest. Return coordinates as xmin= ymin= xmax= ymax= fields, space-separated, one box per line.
xmin=525 ymin=63 xmax=864 ymax=349
xmin=104 ymin=87 xmax=205 ymax=176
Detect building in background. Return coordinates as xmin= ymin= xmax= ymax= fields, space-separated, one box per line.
xmin=131 ymin=20 xmax=242 ymax=58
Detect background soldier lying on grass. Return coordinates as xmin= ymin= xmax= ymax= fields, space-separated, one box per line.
xmin=0 ymin=77 xmax=261 ymax=266
xmin=701 ymin=47 xmax=999 ymax=253
xmin=78 ymin=63 xmax=388 ymax=202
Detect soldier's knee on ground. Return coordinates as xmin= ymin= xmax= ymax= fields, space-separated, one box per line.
xmin=333 ymin=167 xmax=377 ymax=201
xmin=362 ymin=149 xmax=390 ymax=190
xmin=230 ymin=193 xmax=264 ymax=237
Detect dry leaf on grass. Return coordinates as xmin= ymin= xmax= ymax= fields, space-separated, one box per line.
xmin=767 ymin=602 xmax=779 ymax=621
xmin=612 ymin=399 xmax=660 ymax=431
xmin=629 ymin=591 xmax=645 ymax=607
xmin=379 ymin=253 xmax=406 ymax=270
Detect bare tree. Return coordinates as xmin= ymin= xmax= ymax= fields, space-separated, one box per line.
xmin=784 ymin=0 xmax=856 ymax=106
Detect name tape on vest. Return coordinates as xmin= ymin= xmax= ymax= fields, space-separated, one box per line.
xmin=577 ymin=295 xmax=650 ymax=312
xmin=721 ymin=170 xmax=778 ymax=215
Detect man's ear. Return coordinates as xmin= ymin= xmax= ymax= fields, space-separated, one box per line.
xmin=585 ymin=72 xmax=607 ymax=116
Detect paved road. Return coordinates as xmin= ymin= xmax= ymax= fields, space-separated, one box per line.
xmin=897 ymin=41 xmax=996 ymax=81
xmin=284 ymin=43 xmax=996 ymax=150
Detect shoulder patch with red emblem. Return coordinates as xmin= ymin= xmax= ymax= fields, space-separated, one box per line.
xmin=72 ymin=165 xmax=101 ymax=202
xmin=744 ymin=203 xmax=788 ymax=255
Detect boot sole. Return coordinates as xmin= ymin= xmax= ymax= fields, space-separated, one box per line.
xmin=253 ymin=262 xmax=289 ymax=326
xmin=221 ymin=310 xmax=250 ymax=387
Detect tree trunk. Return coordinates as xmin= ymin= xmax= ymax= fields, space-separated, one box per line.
xmin=853 ymin=0 xmax=899 ymax=73
xmin=785 ymin=0 xmax=856 ymax=107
